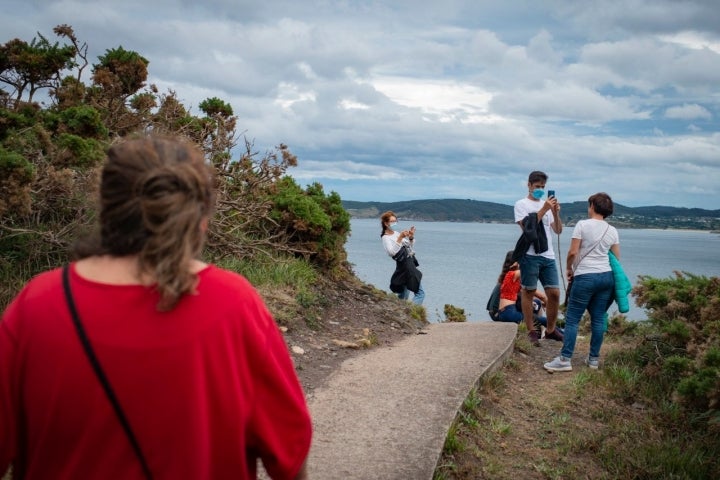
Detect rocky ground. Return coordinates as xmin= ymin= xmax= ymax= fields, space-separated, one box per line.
xmin=261 ymin=274 xmax=430 ymax=396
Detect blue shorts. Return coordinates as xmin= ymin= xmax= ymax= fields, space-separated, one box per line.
xmin=519 ymin=255 xmax=559 ymax=290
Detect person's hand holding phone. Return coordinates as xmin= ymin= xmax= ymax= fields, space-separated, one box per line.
xmin=546 ymin=189 xmax=560 ymax=213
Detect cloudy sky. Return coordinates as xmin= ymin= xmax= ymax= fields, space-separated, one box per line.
xmin=3 ymin=0 xmax=720 ymax=209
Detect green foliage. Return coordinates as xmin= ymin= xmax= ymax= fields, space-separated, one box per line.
xmin=272 ymin=177 xmax=331 ymax=232
xmin=663 ymin=318 xmax=691 ymax=345
xmin=662 ymin=355 xmax=691 ymax=378
xmin=129 ymin=92 xmax=156 ymax=114
xmin=443 ymin=304 xmax=467 ymax=322
xmin=0 ymin=33 xmax=76 ymax=103
xmin=199 ymin=97 xmax=233 ymax=117
xmin=270 ymin=178 xmax=350 ymax=269
xmin=625 ymin=273 xmax=720 ymax=428
xmin=93 ymin=46 xmax=149 ymax=96
xmin=0 ymin=144 xmax=35 ymax=217
xmin=0 ymin=25 xmax=354 ymax=317
xmin=215 ymin=255 xmax=317 ymax=290
xmin=0 ymin=144 xmax=33 ymax=178
xmin=55 ymin=133 xmax=105 ymax=167
xmin=57 ymin=105 xmax=107 ymax=138
xmin=0 ymin=105 xmax=38 ymax=139
xmin=408 ymin=303 xmax=427 ymax=322
xmin=706 ymin=347 xmax=720 ymax=368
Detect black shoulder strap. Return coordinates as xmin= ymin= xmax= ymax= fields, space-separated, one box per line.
xmin=62 ymin=265 xmax=153 ymax=480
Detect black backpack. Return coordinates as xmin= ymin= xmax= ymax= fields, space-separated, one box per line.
xmin=486 ymin=283 xmax=501 ymax=321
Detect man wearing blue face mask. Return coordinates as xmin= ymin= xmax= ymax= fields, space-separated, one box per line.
xmin=513 ymin=171 xmax=564 ymax=346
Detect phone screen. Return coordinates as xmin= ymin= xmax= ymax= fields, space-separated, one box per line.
xmin=548 ymin=190 xmax=555 ymax=198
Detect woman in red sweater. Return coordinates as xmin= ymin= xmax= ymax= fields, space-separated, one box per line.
xmin=1 ymin=136 xmax=311 ymax=479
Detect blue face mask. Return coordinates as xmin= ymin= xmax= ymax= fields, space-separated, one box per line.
xmin=532 ymin=188 xmax=545 ymax=200
xmin=389 ymin=222 xmax=398 ymax=229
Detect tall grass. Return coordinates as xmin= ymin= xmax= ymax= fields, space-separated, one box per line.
xmin=215 ymin=255 xmax=317 ymax=290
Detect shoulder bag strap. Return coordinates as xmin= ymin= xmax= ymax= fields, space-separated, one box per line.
xmin=62 ymin=265 xmax=153 ymax=480
xmin=573 ymin=224 xmax=610 ymax=272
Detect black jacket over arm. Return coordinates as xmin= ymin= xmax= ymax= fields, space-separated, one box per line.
xmin=511 ymin=214 xmax=548 ymax=262
xmin=389 ymin=246 xmax=422 ymax=294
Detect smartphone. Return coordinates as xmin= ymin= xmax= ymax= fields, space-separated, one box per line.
xmin=548 ymin=190 xmax=555 ymax=198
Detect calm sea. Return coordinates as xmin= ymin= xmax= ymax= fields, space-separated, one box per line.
xmin=346 ymin=218 xmax=720 ymax=322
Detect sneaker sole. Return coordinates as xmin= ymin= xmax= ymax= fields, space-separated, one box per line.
xmin=544 ymin=365 xmax=572 ymax=373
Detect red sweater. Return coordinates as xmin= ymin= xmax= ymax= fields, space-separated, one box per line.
xmin=1 ymin=264 xmax=311 ymax=479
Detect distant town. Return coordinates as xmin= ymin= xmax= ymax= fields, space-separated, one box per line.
xmin=343 ymin=199 xmax=720 ymax=231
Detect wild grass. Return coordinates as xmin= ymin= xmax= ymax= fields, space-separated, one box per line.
xmin=435 ymin=273 xmax=720 ymax=479
xmin=217 ymin=255 xmax=317 ymax=289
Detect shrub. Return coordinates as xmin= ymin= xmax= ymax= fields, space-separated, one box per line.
xmin=631 ymin=273 xmax=720 ymax=425
xmin=443 ymin=304 xmax=467 ymax=322
xmin=57 ymin=105 xmax=108 ymax=138
xmin=269 ymin=178 xmax=350 ymax=270
xmin=55 ymin=133 xmax=106 ymax=167
xmin=0 ymin=145 xmax=34 ymax=217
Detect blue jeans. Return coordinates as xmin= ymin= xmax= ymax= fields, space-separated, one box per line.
xmin=497 ymin=304 xmax=523 ymax=323
xmin=519 ymin=255 xmax=559 ymax=290
xmin=399 ymin=283 xmax=425 ymax=305
xmin=561 ymin=271 xmax=614 ymax=359
xmin=498 ymin=300 xmax=547 ymax=326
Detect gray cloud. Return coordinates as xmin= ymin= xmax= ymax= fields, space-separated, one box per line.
xmin=1 ymin=0 xmax=719 ymax=208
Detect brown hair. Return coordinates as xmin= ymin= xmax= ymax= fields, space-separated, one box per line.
xmin=74 ymin=136 xmax=215 ymax=311
xmin=497 ymin=250 xmax=517 ymax=284
xmin=588 ymin=192 xmax=614 ymax=218
xmin=380 ymin=210 xmax=396 ymax=237
xmin=528 ymin=171 xmax=548 ymax=184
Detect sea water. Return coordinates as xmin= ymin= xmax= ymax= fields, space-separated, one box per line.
xmin=346 ymin=218 xmax=720 ymax=322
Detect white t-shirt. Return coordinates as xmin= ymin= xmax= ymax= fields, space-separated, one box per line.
xmin=382 ymin=231 xmax=414 ymax=257
xmin=571 ymin=218 xmax=620 ymax=275
xmin=514 ymin=197 xmax=555 ymax=259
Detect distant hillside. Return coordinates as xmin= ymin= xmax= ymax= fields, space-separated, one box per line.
xmin=343 ymin=199 xmax=720 ymax=230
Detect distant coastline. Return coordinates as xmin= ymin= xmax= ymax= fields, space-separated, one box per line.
xmin=343 ymin=199 xmax=720 ymax=231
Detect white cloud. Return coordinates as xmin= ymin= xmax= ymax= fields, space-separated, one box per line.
xmin=665 ymin=103 xmax=712 ymax=120
xmin=370 ymin=76 xmax=498 ymax=124
xmin=660 ymin=31 xmax=720 ymax=54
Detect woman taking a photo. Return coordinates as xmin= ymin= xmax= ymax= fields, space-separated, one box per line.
xmin=380 ymin=211 xmax=425 ymax=305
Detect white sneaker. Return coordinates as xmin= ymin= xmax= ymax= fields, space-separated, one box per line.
xmin=544 ymin=356 xmax=572 ymax=372
xmin=585 ymin=357 xmax=600 ymax=369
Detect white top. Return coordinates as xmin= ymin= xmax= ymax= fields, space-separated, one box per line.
xmin=381 ymin=231 xmax=414 ymax=257
xmin=571 ymin=218 xmax=620 ymax=275
xmin=514 ymin=197 xmax=555 ymax=259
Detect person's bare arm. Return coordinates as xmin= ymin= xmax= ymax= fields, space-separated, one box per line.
xmin=566 ymin=238 xmax=581 ymax=279
xmin=610 ymin=243 xmax=620 ymax=259
xmin=549 ymin=197 xmax=562 ymax=234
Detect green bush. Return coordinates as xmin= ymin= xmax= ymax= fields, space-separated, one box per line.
xmin=443 ymin=304 xmax=467 ymax=322
xmin=55 ymin=133 xmax=106 ymax=167
xmin=0 ymin=145 xmax=34 ymax=217
xmin=631 ymin=273 xmax=720 ymax=424
xmin=57 ymin=105 xmax=108 ymax=138
xmin=269 ymin=178 xmax=350 ymax=270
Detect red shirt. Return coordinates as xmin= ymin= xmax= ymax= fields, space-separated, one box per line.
xmin=0 ymin=264 xmax=311 ymax=479
xmin=500 ymin=270 xmax=521 ymax=302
